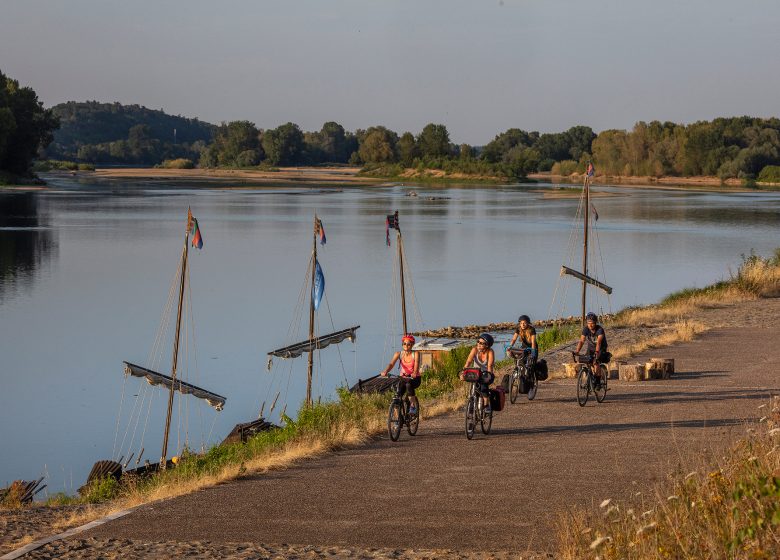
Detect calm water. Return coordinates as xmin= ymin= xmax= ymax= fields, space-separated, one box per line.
xmin=2 ymin=176 xmax=780 ymax=490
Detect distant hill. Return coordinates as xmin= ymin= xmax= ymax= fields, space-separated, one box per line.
xmin=43 ymin=101 xmax=216 ymax=164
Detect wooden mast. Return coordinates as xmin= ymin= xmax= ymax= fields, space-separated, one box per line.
xmin=161 ymin=209 xmax=191 ymax=466
xmin=581 ymin=175 xmax=590 ymax=326
xmin=306 ymin=214 xmax=317 ymax=408
xmin=397 ymin=225 xmax=408 ymax=336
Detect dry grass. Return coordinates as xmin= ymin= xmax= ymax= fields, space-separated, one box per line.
xmin=557 ymin=398 xmax=780 ymax=559
xmin=610 ymin=319 xmax=709 ymax=361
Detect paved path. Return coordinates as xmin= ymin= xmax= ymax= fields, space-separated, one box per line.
xmin=79 ymin=302 xmax=780 ymax=555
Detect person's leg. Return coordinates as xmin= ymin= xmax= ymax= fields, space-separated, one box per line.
xmin=407 ymin=378 xmax=421 ymax=413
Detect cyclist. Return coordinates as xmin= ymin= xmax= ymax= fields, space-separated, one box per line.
xmin=463 ymin=332 xmax=495 ymax=413
xmin=507 ymin=314 xmax=538 ymax=370
xmin=380 ymin=334 xmax=421 ymax=416
xmin=574 ymin=312 xmax=608 ymax=386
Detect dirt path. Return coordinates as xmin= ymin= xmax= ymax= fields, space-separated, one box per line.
xmin=9 ymin=298 xmax=764 ymax=558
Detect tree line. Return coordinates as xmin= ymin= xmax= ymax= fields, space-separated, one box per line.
xmin=4 ymin=68 xmax=780 ymax=183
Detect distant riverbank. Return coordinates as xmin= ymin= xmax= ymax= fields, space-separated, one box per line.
xmin=34 ymin=166 xmax=779 ymax=191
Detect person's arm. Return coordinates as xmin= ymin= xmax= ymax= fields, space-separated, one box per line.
xmin=574 ymin=334 xmax=586 ymax=355
xmin=530 ymin=332 xmax=538 ymax=352
xmin=595 ymin=334 xmax=604 ymax=356
xmin=508 ymin=332 xmax=518 ymax=348
xmin=412 ymin=352 xmax=420 ymax=378
xmin=486 ymin=349 xmax=495 ymax=373
xmin=381 ymin=352 xmax=401 ymax=376
xmin=464 ymin=347 xmax=477 ymax=368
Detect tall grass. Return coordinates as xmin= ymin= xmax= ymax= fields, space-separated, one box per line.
xmin=558 ymin=398 xmax=780 ymax=558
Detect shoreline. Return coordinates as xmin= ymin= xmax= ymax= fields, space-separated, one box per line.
xmin=3 ymin=166 xmax=775 ymax=192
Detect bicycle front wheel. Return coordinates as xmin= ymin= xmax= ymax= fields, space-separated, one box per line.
xmin=576 ymin=367 xmax=590 ymax=407
xmin=480 ymin=398 xmax=492 ymax=435
xmin=509 ymin=370 xmax=520 ymax=404
xmin=595 ymin=365 xmax=608 ymax=403
xmin=465 ymin=397 xmax=476 ymax=440
xmin=388 ymin=401 xmax=403 ymax=441
xmin=407 ymin=401 xmax=420 ymax=435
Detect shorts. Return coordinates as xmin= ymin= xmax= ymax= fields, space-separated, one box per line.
xmin=397 ymin=376 xmax=422 ymax=397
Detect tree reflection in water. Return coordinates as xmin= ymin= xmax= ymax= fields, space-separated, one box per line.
xmin=0 ymin=192 xmax=57 ymax=300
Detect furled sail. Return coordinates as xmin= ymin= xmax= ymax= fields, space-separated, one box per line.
xmin=267 ymin=326 xmax=360 ymax=360
xmin=123 ymin=361 xmax=226 ymax=411
xmin=560 ymin=266 xmax=613 ymax=294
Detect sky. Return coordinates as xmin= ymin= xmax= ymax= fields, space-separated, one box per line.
xmin=1 ymin=0 xmax=779 ymax=145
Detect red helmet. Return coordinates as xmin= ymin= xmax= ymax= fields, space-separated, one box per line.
xmin=402 ymin=334 xmax=415 ymax=344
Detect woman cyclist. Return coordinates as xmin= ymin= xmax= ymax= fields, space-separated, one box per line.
xmin=507 ymin=314 xmax=538 ymax=369
xmin=380 ymin=334 xmax=421 ymax=416
xmin=463 ymin=332 xmax=495 ymax=413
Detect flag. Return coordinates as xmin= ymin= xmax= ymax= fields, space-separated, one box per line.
xmin=386 ymin=211 xmax=399 ymax=247
xmin=586 ymin=162 xmax=595 ymax=177
xmin=188 ymin=208 xmax=203 ymax=249
xmin=315 ymin=218 xmax=326 ymax=245
xmin=313 ymin=260 xmax=325 ymax=310
xmin=591 ymin=203 xmax=599 ymax=221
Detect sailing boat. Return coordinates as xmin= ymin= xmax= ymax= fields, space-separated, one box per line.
xmin=121 ymin=209 xmax=225 ymax=471
xmin=559 ymin=164 xmax=612 ymax=324
xmin=267 ymin=214 xmax=360 ymax=408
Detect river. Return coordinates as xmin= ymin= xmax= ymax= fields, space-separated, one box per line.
xmin=1 ymin=175 xmax=779 ymax=490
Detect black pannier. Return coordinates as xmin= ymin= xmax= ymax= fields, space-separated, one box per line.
xmin=535 ymin=359 xmax=549 ymax=381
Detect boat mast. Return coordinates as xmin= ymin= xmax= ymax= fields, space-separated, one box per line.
xmin=161 ymin=209 xmax=191 ymax=466
xmin=581 ymin=176 xmax=590 ymax=326
xmin=397 ymin=224 xmax=408 ymax=335
xmin=306 ymin=214 xmax=317 ymax=408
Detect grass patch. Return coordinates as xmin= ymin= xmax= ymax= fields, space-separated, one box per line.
xmin=557 ymin=398 xmax=780 ymax=559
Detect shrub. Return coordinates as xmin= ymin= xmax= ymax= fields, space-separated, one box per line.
xmin=551 ymin=160 xmax=579 ymax=176
xmin=161 ymin=158 xmax=195 ymax=169
xmin=757 ymin=165 xmax=780 ymax=184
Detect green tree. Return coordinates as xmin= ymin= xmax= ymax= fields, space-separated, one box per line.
xmin=262 ymin=122 xmax=304 ymax=166
xmin=417 ymin=123 xmax=451 ymax=158
xmin=0 ymin=70 xmax=59 ymax=175
xmin=397 ymin=132 xmax=419 ymax=167
xmin=357 ymin=126 xmax=398 ymax=164
xmin=481 ymin=128 xmax=534 ymax=163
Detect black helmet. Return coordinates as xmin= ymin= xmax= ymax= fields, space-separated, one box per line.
xmin=585 ymin=312 xmax=598 ymax=323
xmin=518 ymin=315 xmax=530 ymax=323
xmin=478 ymin=333 xmax=494 ymax=348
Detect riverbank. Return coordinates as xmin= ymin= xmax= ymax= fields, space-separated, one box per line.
xmin=2 ymin=252 xmax=778 ymax=556
xmin=23 ymin=166 xmax=780 ymax=191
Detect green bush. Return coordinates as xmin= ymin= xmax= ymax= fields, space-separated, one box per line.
xmin=80 ymin=476 xmax=120 ymax=503
xmin=551 ymin=159 xmax=579 ymax=176
xmin=160 ymin=158 xmax=195 ymax=169
xmin=758 ymin=165 xmax=780 ymax=184
xmin=78 ymin=163 xmax=95 ymax=171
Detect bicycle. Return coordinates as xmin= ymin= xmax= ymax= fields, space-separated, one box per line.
xmin=386 ymin=375 xmax=420 ymax=441
xmin=571 ymin=352 xmax=608 ymax=406
xmin=507 ymin=347 xmax=538 ymax=403
xmin=460 ymin=368 xmax=492 ymax=439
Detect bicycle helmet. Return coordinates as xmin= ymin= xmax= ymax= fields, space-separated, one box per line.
xmin=401 ymin=334 xmax=415 ymax=344
xmin=585 ymin=312 xmax=598 ymax=323
xmin=477 ymin=333 xmax=494 ymax=347
xmin=517 ymin=315 xmax=530 ymax=323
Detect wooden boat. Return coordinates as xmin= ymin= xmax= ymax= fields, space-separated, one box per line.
xmin=267 ymin=214 xmax=360 ymax=408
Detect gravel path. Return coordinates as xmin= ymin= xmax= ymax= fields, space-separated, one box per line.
xmin=4 ymin=298 xmax=779 ymax=558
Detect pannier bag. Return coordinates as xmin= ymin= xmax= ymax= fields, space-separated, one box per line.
xmin=535 ymin=359 xmax=549 ymax=381
xmin=602 ymin=352 xmax=612 ymax=364
xmin=518 ymin=374 xmax=530 ymax=394
xmin=500 ymin=373 xmax=510 ymax=392
xmin=481 ymin=370 xmax=495 ymax=385
xmin=489 ymin=387 xmax=506 ymax=412
xmin=461 ymin=368 xmax=481 ymax=382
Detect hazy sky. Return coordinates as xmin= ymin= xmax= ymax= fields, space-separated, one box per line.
xmin=2 ymin=0 xmax=778 ymax=144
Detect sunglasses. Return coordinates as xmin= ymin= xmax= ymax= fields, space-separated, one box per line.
xmin=402 ymin=342 xmax=413 ymax=346
xmin=477 ymin=340 xmax=487 ymax=346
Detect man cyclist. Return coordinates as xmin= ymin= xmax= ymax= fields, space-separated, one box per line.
xmin=463 ymin=332 xmax=495 ymax=413
xmin=380 ymin=334 xmax=421 ymax=416
xmin=507 ymin=314 xmax=538 ymax=370
xmin=573 ymin=312 xmax=608 ymax=386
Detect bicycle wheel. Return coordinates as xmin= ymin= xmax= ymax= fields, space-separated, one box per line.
xmin=576 ymin=367 xmax=590 ymax=407
xmin=527 ymin=371 xmax=538 ymax=401
xmin=388 ymin=401 xmax=403 ymax=441
xmin=595 ymin=365 xmax=608 ymax=403
xmin=509 ymin=369 xmax=520 ymax=403
xmin=465 ymin=397 xmax=476 ymax=440
xmin=407 ymin=400 xmax=420 ymax=436
xmin=480 ymin=396 xmax=492 ymax=434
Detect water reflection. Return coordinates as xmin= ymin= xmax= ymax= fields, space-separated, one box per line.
xmin=0 ymin=192 xmax=57 ymax=300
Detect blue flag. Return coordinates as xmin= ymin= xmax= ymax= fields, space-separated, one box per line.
xmin=313 ymin=260 xmax=325 ymax=310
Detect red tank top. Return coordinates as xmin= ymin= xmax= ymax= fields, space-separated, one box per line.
xmin=399 ymin=351 xmax=418 ymax=378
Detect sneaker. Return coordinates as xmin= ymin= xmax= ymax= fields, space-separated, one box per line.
xmin=408 ymin=405 xmax=417 ymax=417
